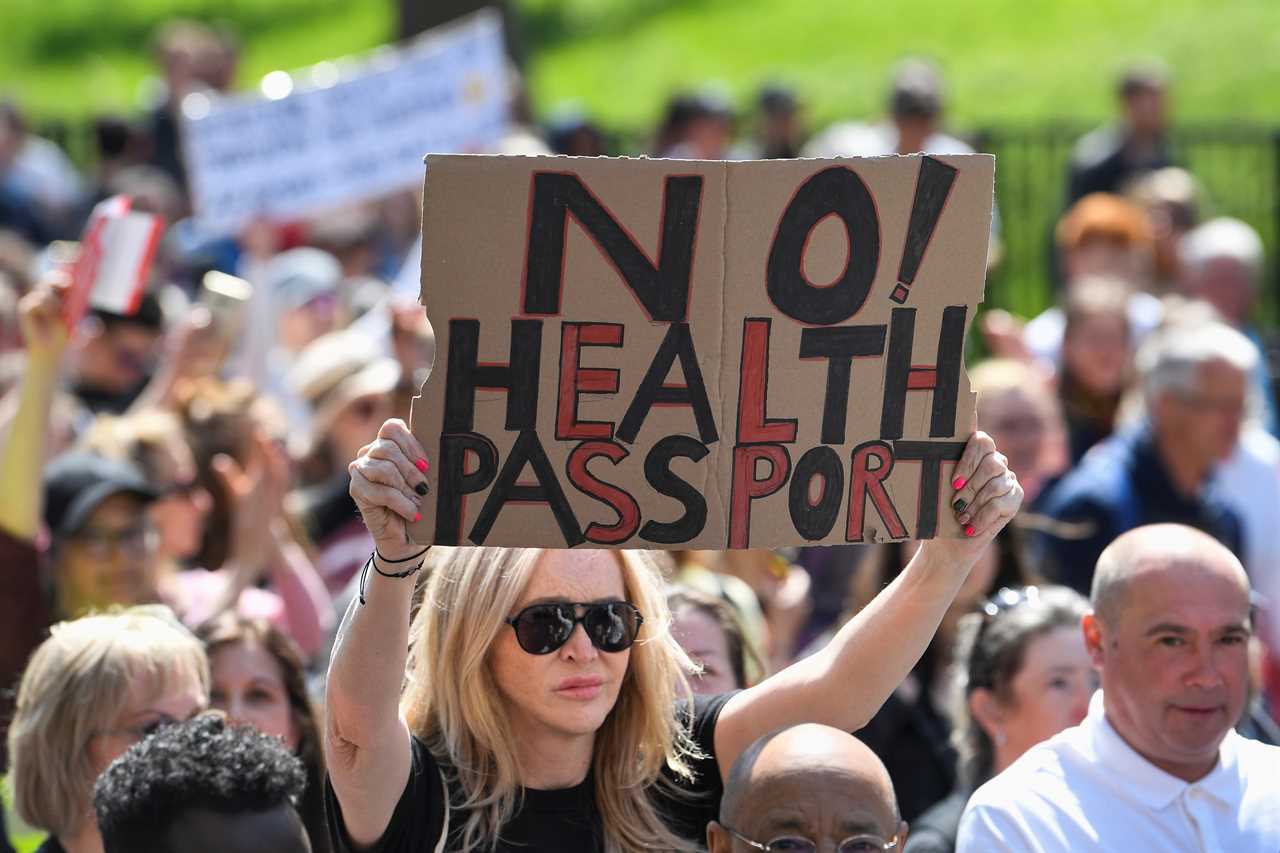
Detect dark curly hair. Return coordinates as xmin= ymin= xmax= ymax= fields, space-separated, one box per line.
xmin=93 ymin=713 xmax=307 ymax=852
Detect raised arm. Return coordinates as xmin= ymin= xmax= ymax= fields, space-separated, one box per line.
xmin=713 ymin=431 xmax=1022 ymax=777
xmin=0 ymin=280 xmax=68 ymax=540
xmin=201 ymin=432 xmax=335 ymax=657
xmin=127 ymin=308 xmax=226 ymax=414
xmin=324 ymin=419 xmax=431 ymax=848
xmin=265 ymin=523 xmax=336 ymax=659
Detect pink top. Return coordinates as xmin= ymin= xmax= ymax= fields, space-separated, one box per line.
xmin=169 ymin=568 xmax=286 ymax=628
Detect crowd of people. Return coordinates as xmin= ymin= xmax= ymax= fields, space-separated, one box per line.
xmin=2 ymin=18 xmax=1279 ymax=853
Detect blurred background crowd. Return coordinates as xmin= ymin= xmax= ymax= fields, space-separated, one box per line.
xmin=2 ymin=2 xmax=1278 ymax=852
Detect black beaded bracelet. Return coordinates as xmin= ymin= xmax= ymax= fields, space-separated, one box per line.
xmin=357 ymin=548 xmax=427 ymax=606
xmin=375 ymin=545 xmax=430 ymax=566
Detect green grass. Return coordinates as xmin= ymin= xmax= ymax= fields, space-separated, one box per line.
xmin=2 ymin=0 xmax=392 ymax=118
xmin=518 ymin=0 xmax=1280 ymax=134
xmin=3 ymin=779 xmax=40 ymax=852
xmin=3 ymin=0 xmax=1279 ymax=130
xmin=13 ymin=834 xmax=40 ymax=853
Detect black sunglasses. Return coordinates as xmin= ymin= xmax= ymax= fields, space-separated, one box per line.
xmin=506 ymin=601 xmax=644 ymax=655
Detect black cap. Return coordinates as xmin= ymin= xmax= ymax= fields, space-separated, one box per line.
xmin=90 ymin=290 xmax=164 ymax=332
xmin=43 ymin=453 xmax=158 ymax=540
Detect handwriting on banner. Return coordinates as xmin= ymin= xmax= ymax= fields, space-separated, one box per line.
xmin=411 ymin=154 xmax=994 ymax=549
xmin=181 ymin=11 xmax=508 ymax=234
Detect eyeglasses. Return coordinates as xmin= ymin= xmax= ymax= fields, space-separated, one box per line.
xmin=1172 ymin=392 xmax=1245 ymax=416
xmin=722 ymin=825 xmax=898 ymax=852
xmin=506 ymin=601 xmax=644 ymax=655
xmin=69 ymin=523 xmax=153 ymax=560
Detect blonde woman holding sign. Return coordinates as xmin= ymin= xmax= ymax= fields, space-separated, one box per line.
xmin=326 ymin=418 xmax=1022 ymax=853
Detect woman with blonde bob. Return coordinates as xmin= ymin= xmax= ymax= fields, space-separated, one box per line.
xmin=8 ymin=605 xmax=209 ymax=853
xmin=327 ymin=420 xmax=1024 ymax=853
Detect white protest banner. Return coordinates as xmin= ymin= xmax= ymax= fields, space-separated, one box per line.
xmin=181 ymin=10 xmax=509 ymax=235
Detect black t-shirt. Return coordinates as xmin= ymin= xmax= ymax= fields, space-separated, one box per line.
xmin=326 ymin=692 xmax=734 ymax=853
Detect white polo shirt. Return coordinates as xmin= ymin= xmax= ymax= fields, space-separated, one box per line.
xmin=957 ymin=691 xmax=1280 ymax=852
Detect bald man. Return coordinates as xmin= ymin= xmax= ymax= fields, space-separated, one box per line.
xmin=958 ymin=524 xmax=1280 ymax=851
xmin=707 ymin=723 xmax=906 ymax=853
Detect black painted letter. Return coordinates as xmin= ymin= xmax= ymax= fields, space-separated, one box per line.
xmin=879 ymin=306 xmax=967 ymax=440
xmin=443 ymin=319 xmax=543 ymax=433
xmin=640 ymin=435 xmax=710 ymax=544
xmin=767 ymin=166 xmax=881 ymax=325
xmin=523 ymin=172 xmax=703 ymax=321
xmin=618 ymin=323 xmax=718 ymax=445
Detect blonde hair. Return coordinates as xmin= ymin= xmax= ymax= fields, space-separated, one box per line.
xmin=402 ymin=548 xmax=703 ymax=853
xmin=8 ymin=606 xmax=210 ymax=838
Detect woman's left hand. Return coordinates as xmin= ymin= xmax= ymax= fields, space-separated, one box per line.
xmin=920 ymin=430 xmax=1023 ymax=562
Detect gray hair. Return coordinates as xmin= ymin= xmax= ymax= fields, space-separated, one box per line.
xmin=1179 ymin=218 xmax=1264 ymax=287
xmin=1138 ymin=320 xmax=1259 ymax=403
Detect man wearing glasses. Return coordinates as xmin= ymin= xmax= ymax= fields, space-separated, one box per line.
xmin=1033 ymin=321 xmax=1255 ymax=595
xmin=707 ymin=723 xmax=905 ymax=853
xmin=957 ymin=524 xmax=1280 ymax=851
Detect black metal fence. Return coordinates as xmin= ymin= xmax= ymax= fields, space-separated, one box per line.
xmin=974 ymin=123 xmax=1280 ymax=328
xmin=36 ymin=119 xmax=1280 ymax=327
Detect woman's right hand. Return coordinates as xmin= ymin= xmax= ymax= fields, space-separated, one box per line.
xmin=348 ymin=418 xmax=431 ymax=560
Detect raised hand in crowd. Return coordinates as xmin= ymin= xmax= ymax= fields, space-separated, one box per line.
xmin=213 ymin=429 xmax=280 ymax=580
xmin=0 ymin=275 xmax=69 ymax=540
xmin=128 ymin=305 xmax=227 ymax=413
xmin=208 ymin=427 xmax=334 ymax=656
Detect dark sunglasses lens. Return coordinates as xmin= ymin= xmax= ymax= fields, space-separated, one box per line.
xmin=584 ymin=603 xmax=639 ymax=652
xmin=514 ymin=605 xmax=574 ymax=654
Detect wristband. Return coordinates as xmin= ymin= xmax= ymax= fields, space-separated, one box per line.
xmin=375 ymin=545 xmax=430 ymax=565
xmin=357 ymin=548 xmax=427 ymax=606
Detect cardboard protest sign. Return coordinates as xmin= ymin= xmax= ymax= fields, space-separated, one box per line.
xmin=410 ymin=154 xmax=993 ymax=549
xmin=181 ymin=11 xmax=508 ymax=235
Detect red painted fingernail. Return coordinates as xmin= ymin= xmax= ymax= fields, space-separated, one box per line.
xmin=952 ymin=477 xmax=967 ymax=490
xmin=965 ymin=525 xmax=976 ymax=537
xmin=414 ymin=512 xmax=421 ymax=522
xmin=416 ymin=458 xmax=429 ymax=473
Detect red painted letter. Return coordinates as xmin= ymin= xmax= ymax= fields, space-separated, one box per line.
xmin=736 ymin=318 xmax=798 ymax=444
xmin=556 ymin=322 xmax=624 ymax=440
xmin=846 ymin=440 xmax=908 ymax=542
xmin=728 ymin=444 xmax=792 ymax=548
xmin=567 ymin=440 xmax=641 ymax=545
